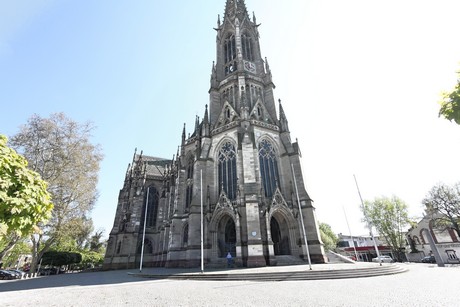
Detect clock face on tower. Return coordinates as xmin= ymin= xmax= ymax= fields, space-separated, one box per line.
xmin=243 ymin=60 xmax=256 ymax=73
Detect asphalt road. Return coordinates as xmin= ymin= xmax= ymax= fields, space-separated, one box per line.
xmin=0 ymin=263 xmax=457 ymax=306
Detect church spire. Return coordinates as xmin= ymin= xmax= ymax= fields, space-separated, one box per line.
xmin=203 ymin=104 xmax=210 ymax=137
xmin=224 ymin=0 xmax=249 ymax=23
xmin=279 ymin=99 xmax=289 ymax=132
xmin=181 ymin=123 xmax=186 ymax=145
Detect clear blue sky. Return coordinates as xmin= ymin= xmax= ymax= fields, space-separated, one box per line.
xmin=2 ymin=0 xmax=460 ymax=238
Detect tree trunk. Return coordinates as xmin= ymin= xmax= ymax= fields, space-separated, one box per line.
xmin=30 ymin=234 xmax=55 ymax=274
xmin=0 ymin=236 xmax=20 ymax=263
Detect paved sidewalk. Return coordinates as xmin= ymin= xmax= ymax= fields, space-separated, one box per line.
xmin=1 ymin=263 xmax=458 ymax=306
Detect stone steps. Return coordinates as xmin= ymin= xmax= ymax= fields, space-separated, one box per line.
xmin=135 ymin=264 xmax=407 ymax=281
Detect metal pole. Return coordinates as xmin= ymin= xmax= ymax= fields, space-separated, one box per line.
xmin=200 ymin=170 xmax=204 ymax=273
xmin=343 ymin=206 xmax=359 ymax=261
xmin=421 ymin=228 xmax=445 ymax=267
xmin=139 ymin=187 xmax=150 ymax=272
xmin=353 ymin=175 xmax=382 ymax=266
xmin=291 ymin=163 xmax=312 ymax=270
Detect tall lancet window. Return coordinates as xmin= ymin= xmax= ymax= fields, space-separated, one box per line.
xmin=259 ymin=139 xmax=280 ymax=198
xmin=185 ymin=156 xmax=194 ymax=211
xmin=218 ymin=141 xmax=237 ymax=200
xmin=224 ymin=34 xmax=237 ymax=75
xmin=143 ymin=186 xmax=159 ymax=228
xmin=241 ymin=33 xmax=254 ymax=61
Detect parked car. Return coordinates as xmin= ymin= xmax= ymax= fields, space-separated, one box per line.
xmin=0 ymin=269 xmax=16 ymax=280
xmin=421 ymin=255 xmax=436 ymax=263
xmin=9 ymin=269 xmax=26 ymax=278
xmin=372 ymin=255 xmax=394 ymax=263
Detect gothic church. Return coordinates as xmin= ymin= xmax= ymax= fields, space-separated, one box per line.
xmin=104 ymin=0 xmax=326 ymax=269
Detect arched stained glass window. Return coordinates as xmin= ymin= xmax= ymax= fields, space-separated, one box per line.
xmin=259 ymin=139 xmax=280 ymax=198
xmin=218 ymin=141 xmax=237 ymax=200
xmin=143 ymin=186 xmax=159 ymax=228
xmin=185 ymin=156 xmax=194 ymax=211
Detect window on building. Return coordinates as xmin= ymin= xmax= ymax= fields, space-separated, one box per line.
xmin=218 ymin=141 xmax=237 ymax=200
xmin=144 ymin=186 xmax=159 ymax=228
xmin=446 ymin=249 xmax=458 ymax=261
xmin=183 ymin=224 xmax=189 ymax=247
xmin=258 ymin=139 xmax=280 ymax=198
xmin=241 ymin=32 xmax=254 ymax=61
xmin=185 ymin=156 xmax=194 ymax=211
xmin=224 ymin=34 xmax=237 ymax=75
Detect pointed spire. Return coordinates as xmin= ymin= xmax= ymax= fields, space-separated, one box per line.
xmin=264 ymin=57 xmax=273 ymax=83
xmin=224 ymin=0 xmax=249 ymax=23
xmin=204 ymin=104 xmax=209 ymax=126
xmin=195 ymin=115 xmax=200 ymax=134
xmin=181 ymin=123 xmax=186 ymax=145
xmin=252 ymin=11 xmax=256 ymax=24
xmin=203 ymin=105 xmax=210 ymax=137
xmin=217 ymin=14 xmax=221 ymax=27
xmin=278 ymin=99 xmax=290 ymax=132
xmin=264 ymin=57 xmax=271 ymax=73
xmin=132 ymin=148 xmax=137 ymax=163
xmin=210 ymin=61 xmax=218 ymax=89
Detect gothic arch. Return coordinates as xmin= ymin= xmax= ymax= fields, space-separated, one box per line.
xmin=209 ymin=205 xmax=237 ymax=232
xmin=142 ymin=186 xmax=160 ymax=229
xmin=216 ymin=139 xmax=238 ymax=200
xmin=269 ymin=208 xmax=295 ymax=256
xmin=241 ymin=31 xmax=254 ymax=61
xmin=184 ymin=154 xmax=194 ymax=212
xmin=213 ymin=212 xmax=237 ymax=258
xmin=257 ymin=138 xmax=281 ymax=198
xmin=255 ymin=135 xmax=281 ymax=155
xmin=182 ymin=223 xmax=189 ymax=247
xmin=223 ymin=32 xmax=237 ymax=75
xmin=266 ymin=193 xmax=298 ymax=256
xmin=137 ymin=237 xmax=154 ymax=254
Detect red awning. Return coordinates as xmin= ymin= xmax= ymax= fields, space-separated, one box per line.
xmin=344 ymin=246 xmax=391 ymax=252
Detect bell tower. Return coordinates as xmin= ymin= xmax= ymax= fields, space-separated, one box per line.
xmin=209 ymin=0 xmax=276 ymax=128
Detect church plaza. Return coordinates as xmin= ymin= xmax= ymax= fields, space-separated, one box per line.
xmin=0 ymin=263 xmax=457 ymax=306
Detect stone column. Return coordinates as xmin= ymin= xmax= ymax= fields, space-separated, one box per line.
xmin=241 ymin=131 xmax=265 ymax=267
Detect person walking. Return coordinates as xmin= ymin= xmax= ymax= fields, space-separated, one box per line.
xmin=226 ymin=252 xmax=233 ymax=268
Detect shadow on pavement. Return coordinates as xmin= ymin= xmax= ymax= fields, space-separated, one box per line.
xmin=0 ymin=269 xmax=158 ymax=292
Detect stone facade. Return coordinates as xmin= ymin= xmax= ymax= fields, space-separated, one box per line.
xmin=103 ymin=0 xmax=326 ymax=270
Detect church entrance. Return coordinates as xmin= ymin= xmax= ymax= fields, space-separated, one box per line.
xmin=217 ymin=215 xmax=236 ymax=257
xmin=271 ymin=215 xmax=291 ymax=255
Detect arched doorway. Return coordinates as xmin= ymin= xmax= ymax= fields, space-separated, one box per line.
xmin=217 ymin=215 xmax=236 ymax=257
xmin=270 ymin=215 xmax=290 ymax=255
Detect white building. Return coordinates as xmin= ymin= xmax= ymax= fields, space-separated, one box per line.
xmin=406 ymin=214 xmax=460 ymax=264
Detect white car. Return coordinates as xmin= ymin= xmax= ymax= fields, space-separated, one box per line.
xmin=372 ymin=255 xmax=394 ymax=263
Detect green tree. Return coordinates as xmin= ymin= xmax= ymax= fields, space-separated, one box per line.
xmin=319 ymin=222 xmax=338 ymax=251
xmin=362 ymin=196 xmax=410 ymax=262
xmin=10 ymin=113 xmax=103 ymax=273
xmin=439 ymin=71 xmax=460 ymax=124
xmin=422 ymin=182 xmax=460 ymax=238
xmin=89 ymin=229 xmax=105 ymax=252
xmin=0 ymin=135 xmax=53 ymax=262
xmin=0 ymin=239 xmax=30 ymax=269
